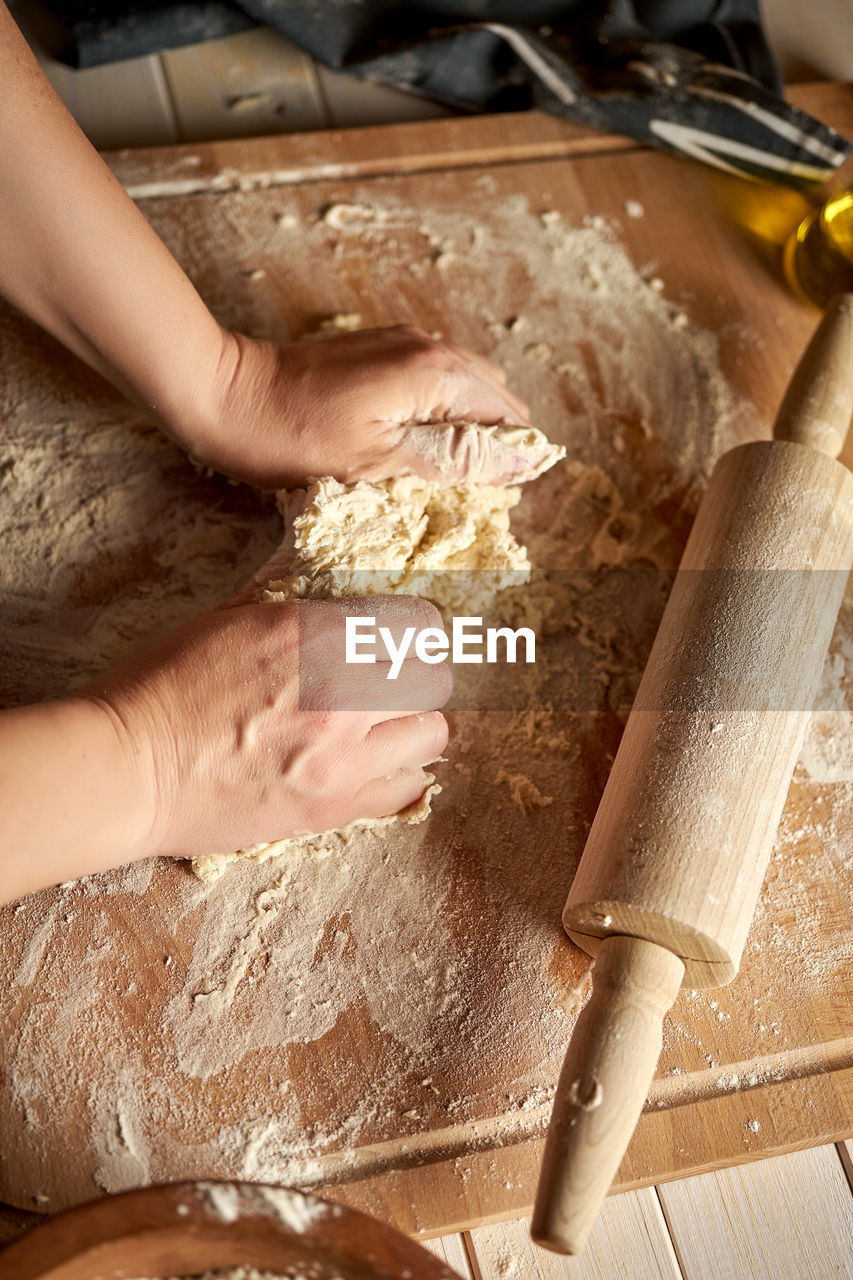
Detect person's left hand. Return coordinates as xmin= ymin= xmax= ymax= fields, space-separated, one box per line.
xmin=179 ymin=325 xmax=551 ymax=490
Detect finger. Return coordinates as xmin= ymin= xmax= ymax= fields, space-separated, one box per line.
xmin=487 ymin=380 xmax=531 ymax=423
xmin=363 ymin=710 xmax=448 ymax=774
xmin=436 ymin=368 xmax=532 ymax=429
xmin=443 ymin=360 xmax=532 ymax=425
xmin=306 ymin=645 xmax=452 ymax=716
xmin=392 ymin=420 xmax=565 ymax=486
xmin=297 ymin=615 xmax=453 ymax=715
xmin=339 ymin=594 xmax=445 ymax=642
xmin=219 ymin=595 xmax=441 ymax=662
xmin=297 ymin=595 xmax=447 ymax=671
xmin=348 ymin=767 xmax=436 ymax=824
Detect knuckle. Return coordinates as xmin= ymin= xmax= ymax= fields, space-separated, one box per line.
xmin=406 ymin=595 xmax=445 ymax=630
xmin=393 ymin=322 xmax=431 ymax=343
xmin=303 ymin=794 xmax=351 ymax=833
xmin=290 ymin=748 xmax=333 ymax=799
xmin=416 ymin=658 xmax=452 ymax=708
xmin=309 ymin=707 xmax=338 ymax=736
xmin=426 ymin=710 xmax=449 ymax=756
xmin=434 ymin=660 xmax=454 ymax=705
xmin=291 ymin=736 xmax=354 ymax=807
xmin=391 ymin=326 xmax=452 ymax=370
xmin=417 ymin=597 xmax=444 ymax=630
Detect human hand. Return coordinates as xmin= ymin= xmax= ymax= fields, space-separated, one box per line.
xmin=83 ymin=595 xmax=451 ymax=862
xmin=0 ymin=14 xmax=551 ymax=498
xmin=182 ymin=325 xmax=558 ymax=490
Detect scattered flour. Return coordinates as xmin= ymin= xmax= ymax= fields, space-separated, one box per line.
xmin=494 ymin=770 xmax=554 ymax=816
xmin=130 ymin=1271 xmax=320 ymax=1280
xmin=797 ymin=639 xmax=853 ymax=782
xmin=0 ymin=182 xmax=848 ymax=1214
xmin=198 ymin=1183 xmax=329 ymax=1232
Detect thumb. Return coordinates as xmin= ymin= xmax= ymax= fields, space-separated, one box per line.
xmin=391 ymin=421 xmax=565 ymax=486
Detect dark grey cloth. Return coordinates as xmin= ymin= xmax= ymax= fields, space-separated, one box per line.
xmin=42 ymin=1 xmax=851 ymax=186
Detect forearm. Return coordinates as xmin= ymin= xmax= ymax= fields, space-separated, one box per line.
xmin=0 ymin=3 xmax=229 ymax=444
xmin=0 ymin=698 xmax=154 ymax=905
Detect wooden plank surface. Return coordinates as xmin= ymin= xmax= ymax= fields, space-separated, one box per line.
xmin=314 ymin=63 xmax=454 ymax=130
xmin=41 ymin=54 xmax=179 ymax=151
xmin=657 ymin=1146 xmax=853 ymax=1280
xmin=465 ymin=1194 xmax=681 ymax=1280
xmin=423 ymin=1231 xmax=475 ymax=1278
xmin=0 ymin=88 xmax=851 ymax=1235
xmin=762 ymin=0 xmax=853 ymax=82
xmin=456 ymin=1144 xmax=853 ymax=1280
xmin=2 ymin=1145 xmax=853 ymax=1278
xmin=161 ymin=28 xmax=328 ymax=140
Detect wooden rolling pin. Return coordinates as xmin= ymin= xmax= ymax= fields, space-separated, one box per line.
xmin=532 ymin=293 xmax=853 ymax=1254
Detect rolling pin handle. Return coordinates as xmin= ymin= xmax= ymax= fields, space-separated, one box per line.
xmin=531 ymin=936 xmax=684 ymax=1255
xmin=772 ymin=292 xmax=853 ymax=458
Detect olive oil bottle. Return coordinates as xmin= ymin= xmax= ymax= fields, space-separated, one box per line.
xmin=784 ymin=166 xmax=853 ymax=308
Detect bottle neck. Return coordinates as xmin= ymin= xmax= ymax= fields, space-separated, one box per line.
xmin=807 ymin=152 xmax=853 ymax=207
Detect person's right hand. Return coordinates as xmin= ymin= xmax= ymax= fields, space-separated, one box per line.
xmin=82 ymin=595 xmax=451 ymax=862
xmin=175 ymin=326 xmax=553 ymax=491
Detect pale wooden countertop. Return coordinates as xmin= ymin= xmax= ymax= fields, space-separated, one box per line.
xmin=3 ymin=6 xmax=853 ymax=1277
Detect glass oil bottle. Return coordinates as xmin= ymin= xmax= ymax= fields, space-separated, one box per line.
xmin=783 ymin=159 xmax=853 ymax=308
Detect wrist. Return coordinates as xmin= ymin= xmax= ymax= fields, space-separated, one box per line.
xmin=172 ymin=329 xmax=289 ymax=488
xmin=80 ymin=694 xmax=164 ymax=864
xmin=147 ymin=322 xmax=240 ymax=463
xmin=0 ymin=697 xmax=160 ymax=904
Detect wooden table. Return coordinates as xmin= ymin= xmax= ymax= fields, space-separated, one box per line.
xmin=0 ymin=84 xmax=850 ymax=1236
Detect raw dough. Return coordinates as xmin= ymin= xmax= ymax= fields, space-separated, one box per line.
xmin=192 ymin=432 xmax=563 ymax=881
xmin=192 ymin=778 xmax=440 ymax=882
xmin=266 ymin=472 xmax=534 ymax=616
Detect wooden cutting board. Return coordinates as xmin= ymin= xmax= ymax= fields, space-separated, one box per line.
xmin=0 ymin=84 xmax=851 ymax=1235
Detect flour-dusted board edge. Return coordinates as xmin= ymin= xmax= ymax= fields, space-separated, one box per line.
xmin=103 ymin=108 xmax=641 ymax=198
xmin=101 ymin=83 xmax=843 ymax=199
xmin=315 ymin=1067 xmax=853 ymax=1237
